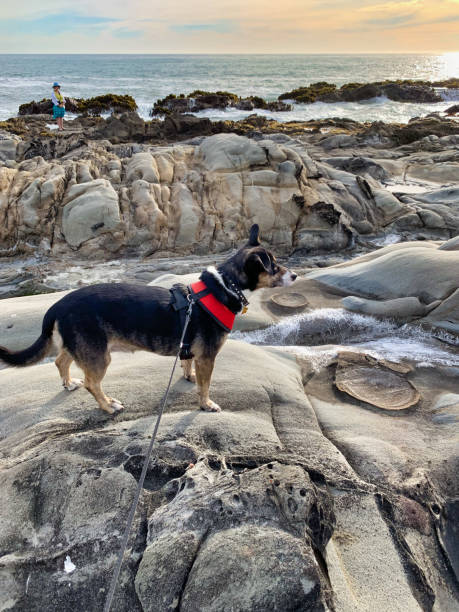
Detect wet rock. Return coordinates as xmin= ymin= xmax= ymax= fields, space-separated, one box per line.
xmin=19 ymin=94 xmax=137 ymax=116
xmin=151 ymin=91 xmax=292 ymax=117
xmin=445 ymin=104 xmax=459 ymax=116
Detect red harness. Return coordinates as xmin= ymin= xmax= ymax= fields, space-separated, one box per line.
xmin=189 ymin=280 xmax=236 ymax=332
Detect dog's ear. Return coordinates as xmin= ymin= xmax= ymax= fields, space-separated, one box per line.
xmin=244 ymin=249 xmax=271 ymax=277
xmin=248 ymin=224 xmax=261 ymax=246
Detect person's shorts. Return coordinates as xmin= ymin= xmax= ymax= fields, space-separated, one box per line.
xmin=53 ymin=105 xmax=65 ymax=119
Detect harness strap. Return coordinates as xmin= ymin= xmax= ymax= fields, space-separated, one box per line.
xmin=189 ymin=280 xmax=235 ymax=333
xmin=170 ymin=284 xmax=194 ymax=359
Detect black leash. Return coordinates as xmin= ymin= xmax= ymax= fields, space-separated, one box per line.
xmin=103 ymin=297 xmax=194 ymax=612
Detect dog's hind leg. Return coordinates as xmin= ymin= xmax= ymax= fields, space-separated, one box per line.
xmin=55 ymin=349 xmax=83 ymax=391
xmin=181 ymin=358 xmax=196 ymax=383
xmin=195 ymin=356 xmax=220 ymax=412
xmin=78 ymin=353 xmax=124 ymax=415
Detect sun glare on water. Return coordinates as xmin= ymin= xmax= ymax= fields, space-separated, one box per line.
xmin=442 ymin=52 xmax=459 ymax=78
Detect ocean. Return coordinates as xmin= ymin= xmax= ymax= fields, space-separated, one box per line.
xmin=1 ymin=53 xmax=458 ymax=124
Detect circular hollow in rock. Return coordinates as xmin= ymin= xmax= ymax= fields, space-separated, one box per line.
xmin=335 ymin=364 xmax=420 ymax=410
xmin=270 ymin=292 xmax=308 ymax=310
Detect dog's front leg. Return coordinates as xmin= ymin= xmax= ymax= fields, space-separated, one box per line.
xmin=181 ymin=358 xmax=196 ymax=383
xmin=195 ymin=356 xmax=221 ymax=412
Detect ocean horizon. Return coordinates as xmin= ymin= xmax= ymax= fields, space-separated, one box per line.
xmin=2 ymin=53 xmax=458 ymax=123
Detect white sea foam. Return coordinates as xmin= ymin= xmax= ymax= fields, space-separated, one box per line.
xmin=44 ymin=261 xmax=126 ymax=289
xmin=438 ymin=88 xmax=459 ymax=102
xmin=234 ymin=309 xmax=459 ymax=370
xmin=189 ymin=98 xmax=455 ymax=126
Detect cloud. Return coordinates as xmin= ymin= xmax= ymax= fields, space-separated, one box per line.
xmin=170 ymin=20 xmax=237 ymax=34
xmin=112 ymin=27 xmax=143 ymax=38
xmin=364 ymin=13 xmax=417 ymax=26
xmin=0 ymin=12 xmax=119 ymax=36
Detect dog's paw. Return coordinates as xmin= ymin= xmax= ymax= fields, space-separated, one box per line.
xmin=108 ymin=397 xmax=124 ymax=413
xmin=184 ymin=372 xmax=196 ymax=383
xmin=63 ymin=378 xmax=84 ymax=391
xmin=200 ymin=400 xmax=222 ymax=413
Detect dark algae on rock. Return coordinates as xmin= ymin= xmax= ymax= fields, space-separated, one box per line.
xmin=278 ymin=79 xmax=451 ymax=103
xmin=19 ymin=94 xmax=137 ymax=116
xmin=150 ymin=90 xmax=292 ymax=115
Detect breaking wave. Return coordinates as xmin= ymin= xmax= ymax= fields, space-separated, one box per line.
xmin=233 ymin=308 xmax=459 ymax=370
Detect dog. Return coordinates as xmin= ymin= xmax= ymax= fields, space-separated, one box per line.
xmin=0 ymin=225 xmax=296 ymax=415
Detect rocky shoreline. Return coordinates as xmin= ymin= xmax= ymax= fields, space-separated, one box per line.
xmin=15 ymin=79 xmax=459 ymax=120
xmin=0 ymin=110 xmax=458 ymax=262
xmin=0 ymin=102 xmax=458 ymax=610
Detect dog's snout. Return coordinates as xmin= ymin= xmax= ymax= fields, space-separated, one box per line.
xmin=291 ymin=272 xmax=297 ymax=281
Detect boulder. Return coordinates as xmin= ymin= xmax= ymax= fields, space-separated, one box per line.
xmin=445 ymin=104 xmax=459 ymax=116
xmin=307 ymin=242 xmax=459 ymax=302
xmin=197 ymin=133 xmax=268 ymax=172
xmin=162 ymin=114 xmax=214 ymax=139
xmin=61 ymin=179 xmax=122 ymax=249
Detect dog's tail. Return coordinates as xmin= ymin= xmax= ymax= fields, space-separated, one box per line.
xmin=0 ymin=307 xmax=56 ymax=367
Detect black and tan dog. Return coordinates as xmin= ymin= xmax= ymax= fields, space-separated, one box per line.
xmin=0 ymin=225 xmax=296 ymax=414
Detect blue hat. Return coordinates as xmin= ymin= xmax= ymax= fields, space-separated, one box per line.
xmin=53 ymin=82 xmax=60 ymax=88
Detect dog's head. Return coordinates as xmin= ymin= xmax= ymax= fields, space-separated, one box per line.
xmin=224 ymin=224 xmax=297 ymax=291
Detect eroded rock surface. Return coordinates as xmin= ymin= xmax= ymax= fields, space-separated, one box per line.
xmin=0 ymin=335 xmax=457 ymax=611
xmin=1 ymin=120 xmax=458 ymax=259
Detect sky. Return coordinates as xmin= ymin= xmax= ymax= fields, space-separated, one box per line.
xmin=0 ymin=0 xmax=458 ymax=54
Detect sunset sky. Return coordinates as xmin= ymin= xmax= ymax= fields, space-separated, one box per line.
xmin=1 ymin=0 xmax=458 ymax=53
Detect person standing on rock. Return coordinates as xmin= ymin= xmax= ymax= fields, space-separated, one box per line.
xmin=51 ymin=82 xmax=65 ymax=132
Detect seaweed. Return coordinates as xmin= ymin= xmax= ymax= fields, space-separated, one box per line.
xmin=76 ymin=94 xmax=137 ymax=116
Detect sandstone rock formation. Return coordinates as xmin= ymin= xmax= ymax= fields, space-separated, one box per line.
xmin=1 ymin=121 xmax=458 ymax=260
xmin=307 ymin=240 xmax=459 ymax=335
xmin=0 ymin=335 xmax=457 ymax=610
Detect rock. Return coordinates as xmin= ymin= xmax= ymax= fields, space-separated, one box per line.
xmin=382 ymin=83 xmax=440 ymax=103
xmin=162 ymin=114 xmax=214 ymax=138
xmin=0 ymin=122 xmax=457 ymax=259
xmin=334 ymin=352 xmax=420 ymax=410
xmin=340 ymin=83 xmax=381 ymax=102
xmin=136 ymin=461 xmax=333 ymax=611
xmin=62 ymin=179 xmax=122 ymax=249
xmin=307 ymin=242 xmax=459 ymax=303
xmin=19 ymin=94 xmax=137 ymax=116
xmin=439 ymin=236 xmax=459 ymax=251
xmin=270 ymin=291 xmax=309 ymax=314
xmin=424 ymin=288 xmax=459 ymax=335
xmin=445 ymin=104 xmax=459 ymax=116
xmin=151 ymin=92 xmax=292 ymax=117
xmin=0 ymin=341 xmax=358 ymax=610
xmin=0 ymin=138 xmax=18 ymax=162
xmin=95 ymin=112 xmax=151 ymax=143
xmin=341 ymin=295 xmax=440 ymax=318
xmin=278 ymin=80 xmax=441 ymax=105
xmin=0 ymin=289 xmax=458 ymax=610
xmin=197 ymin=133 xmax=268 ymax=172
